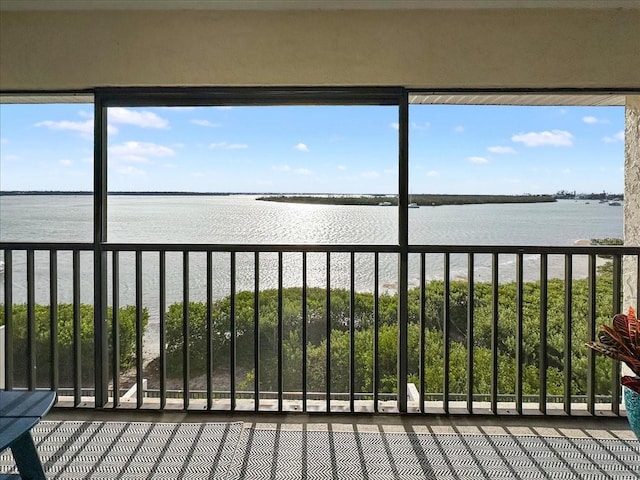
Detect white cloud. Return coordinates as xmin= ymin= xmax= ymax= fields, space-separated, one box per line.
xmin=296 ymin=168 xmax=313 ymax=175
xmin=337 ymin=165 xmax=347 ymax=171
xmin=511 ymin=130 xmax=574 ymax=147
xmin=209 ymin=142 xmax=248 ymax=149
xmin=602 ymin=131 xmax=625 ymax=143
xmin=36 ymin=119 xmax=94 ymax=134
xmin=361 ymin=171 xmax=380 ymax=179
xmin=190 ymin=119 xmax=222 ymax=128
xmin=411 ymin=122 xmax=430 ymax=131
xmin=468 ymin=156 xmax=489 ymax=164
xmin=109 ymin=107 xmax=169 ymax=129
xmin=36 ymin=118 xmax=118 ymax=136
xmin=59 ymin=159 xmax=73 ymax=167
xmin=487 ymin=146 xmax=517 ymax=154
xmin=272 ymin=165 xmax=291 ymax=172
xmin=109 ymin=141 xmax=175 ymax=164
xmin=390 ymin=122 xmax=399 ymax=131
xmin=582 ymin=116 xmax=609 ymax=124
xmin=426 ymin=170 xmax=440 ymax=177
xmin=294 ymin=143 xmax=310 ymax=152
xmin=454 ymin=126 xmax=465 ymax=133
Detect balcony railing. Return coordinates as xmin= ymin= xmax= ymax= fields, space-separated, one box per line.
xmin=1 ymin=242 xmax=638 ymax=415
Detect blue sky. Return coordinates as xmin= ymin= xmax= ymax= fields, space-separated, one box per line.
xmin=0 ymin=103 xmax=625 ymax=195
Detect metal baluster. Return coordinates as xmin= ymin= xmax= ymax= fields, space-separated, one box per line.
xmin=183 ymin=252 xmax=190 ymax=410
xmin=136 ymin=251 xmax=143 ymax=408
xmin=491 ymin=253 xmax=499 ymax=414
xmin=539 ymin=253 xmax=548 ymax=414
xmin=587 ymin=254 xmax=597 ymax=415
xmin=27 ymin=249 xmax=36 ymax=390
xmin=159 ymin=251 xmax=166 ymax=410
xmin=254 ymin=252 xmax=260 ymax=411
xmin=206 ymin=251 xmax=213 ymax=411
xmin=112 ymin=252 xmax=120 ymax=407
xmin=302 ymin=252 xmax=308 ymax=413
xmin=373 ymin=252 xmax=380 ymax=413
xmin=3 ymin=251 xmax=12 ymax=391
xmin=326 ymin=252 xmax=331 ymax=413
xmin=516 ymin=252 xmax=523 ymax=414
xmin=231 ymin=252 xmax=237 ymax=411
xmin=467 ymin=253 xmax=475 ymax=414
xmin=612 ymin=255 xmax=622 ymax=415
xmin=350 ymin=251 xmax=355 ymax=412
xmin=419 ymin=253 xmax=426 ymax=414
xmin=50 ymin=251 xmax=59 ymax=393
xmin=443 ymin=253 xmax=450 ymax=414
xmin=73 ymin=250 xmax=81 ymax=406
xmin=564 ymin=254 xmax=573 ymax=415
xmin=277 ymin=252 xmax=283 ymax=412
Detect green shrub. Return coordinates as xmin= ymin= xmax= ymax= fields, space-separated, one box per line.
xmin=165 ymin=267 xmax=620 ymax=399
xmin=0 ymin=303 xmax=147 ymax=387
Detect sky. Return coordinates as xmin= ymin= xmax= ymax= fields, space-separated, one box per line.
xmin=0 ymin=102 xmax=625 ymax=195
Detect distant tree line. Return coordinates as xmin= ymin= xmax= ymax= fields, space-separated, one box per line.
xmin=258 ymin=194 xmax=556 ymax=206
xmin=555 ymin=190 xmax=624 ymax=200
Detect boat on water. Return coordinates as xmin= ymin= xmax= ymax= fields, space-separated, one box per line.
xmin=408 ymin=202 xmax=419 ymax=208
xmin=378 ymin=201 xmax=392 ymax=206
xmin=609 ymin=201 xmax=622 ymax=206
xmin=0 ymin=261 xmax=4 ymax=273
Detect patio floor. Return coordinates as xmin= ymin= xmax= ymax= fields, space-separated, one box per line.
xmin=1 ymin=411 xmax=639 ymax=479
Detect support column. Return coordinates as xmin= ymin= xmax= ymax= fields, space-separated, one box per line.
xmin=623 ymin=96 xmax=640 ymax=313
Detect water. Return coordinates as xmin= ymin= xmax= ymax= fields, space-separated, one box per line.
xmin=0 ymin=195 xmax=624 ymax=353
xmin=0 ymin=194 xmax=622 ymax=245
xmin=0 ymin=195 xmax=624 ymax=294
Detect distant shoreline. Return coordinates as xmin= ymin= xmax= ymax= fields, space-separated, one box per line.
xmin=0 ymin=191 xmax=232 ymax=196
xmin=257 ymin=194 xmax=557 ymax=206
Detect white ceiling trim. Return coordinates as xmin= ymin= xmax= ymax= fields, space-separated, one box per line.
xmin=1 ymin=0 xmax=639 ymax=11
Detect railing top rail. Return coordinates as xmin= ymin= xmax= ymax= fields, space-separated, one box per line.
xmin=0 ymin=242 xmax=94 ymax=250
xmin=1 ymin=242 xmax=638 ymax=255
xmin=409 ymin=245 xmax=640 ymax=255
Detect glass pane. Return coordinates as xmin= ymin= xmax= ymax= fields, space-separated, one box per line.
xmin=408 ymin=104 xmax=624 ymax=247
xmin=1 ymin=102 xmax=94 ymax=242
xmin=106 ymin=105 xmax=399 ymax=244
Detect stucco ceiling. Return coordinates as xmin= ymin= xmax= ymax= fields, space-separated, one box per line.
xmin=1 ymin=0 xmax=639 ymax=10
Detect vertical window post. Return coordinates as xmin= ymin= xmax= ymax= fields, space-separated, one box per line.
xmin=397 ymin=89 xmax=409 ymax=412
xmin=94 ymin=95 xmax=108 ymax=407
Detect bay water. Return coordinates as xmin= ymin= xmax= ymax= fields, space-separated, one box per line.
xmin=0 ymin=195 xmax=624 ymax=353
